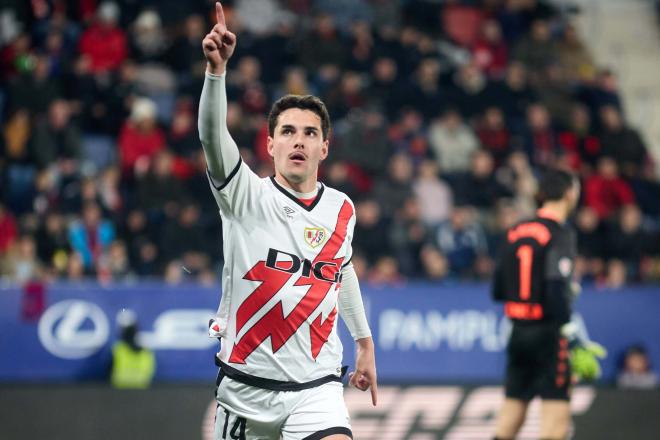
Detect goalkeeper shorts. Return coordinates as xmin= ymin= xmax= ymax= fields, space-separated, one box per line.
xmin=504 ymin=322 xmax=571 ymax=401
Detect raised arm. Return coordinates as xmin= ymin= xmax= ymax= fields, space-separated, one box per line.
xmin=198 ymin=2 xmax=239 ymax=183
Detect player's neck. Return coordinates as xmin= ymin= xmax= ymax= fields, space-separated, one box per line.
xmin=538 ymin=202 xmax=568 ymax=223
xmin=274 ymin=173 xmax=318 ymax=195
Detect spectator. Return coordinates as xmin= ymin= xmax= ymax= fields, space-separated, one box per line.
xmin=118 ymin=97 xmax=166 ymax=175
xmin=629 ymin=167 xmax=660 ymax=217
xmin=419 ymin=245 xmax=449 ymax=281
xmin=167 ymin=98 xmax=199 ymax=159
xmin=433 ymin=206 xmax=489 ymax=277
xmin=164 ymin=260 xmax=185 ymax=285
xmin=578 ymin=68 xmax=622 ymax=116
xmin=428 ymin=108 xmax=480 ymax=175
xmin=129 ymin=9 xmax=169 ymax=63
xmin=453 ymin=149 xmax=512 ymax=210
xmin=298 ymin=14 xmax=346 ymax=72
xmin=389 ymin=197 xmax=429 ymax=277
xmin=66 ymin=252 xmax=86 ymax=281
xmin=236 ymin=0 xmax=293 ymax=36
xmin=60 ymin=175 xmax=102 ymax=216
xmin=2 ymin=109 xmax=36 ymax=214
xmin=412 ymin=160 xmax=453 ymax=227
xmin=485 ymin=61 xmax=537 ymax=129
xmin=120 ymin=209 xmax=160 ymax=277
xmin=574 ymin=206 xmax=605 ymax=282
xmin=372 ymin=153 xmax=415 ymax=219
xmin=324 ymin=161 xmax=359 ymax=201
xmin=558 ymin=104 xmax=601 ymax=173
xmin=0 ymin=235 xmax=43 ymax=283
xmin=441 ymin=0 xmax=483 ymax=47
xmin=601 ymin=259 xmax=628 ymax=289
xmin=29 ymin=99 xmax=81 ymax=169
xmin=35 ymin=211 xmax=70 ymax=277
xmin=523 ymin=103 xmax=559 ymax=168
xmin=273 ymin=67 xmax=315 ymax=100
xmin=605 ymin=204 xmax=646 ymax=279
xmin=352 ymin=198 xmax=391 ymax=264
xmin=472 ymin=19 xmax=509 ymax=78
xmin=98 ymin=167 xmax=123 ymax=215
xmin=618 ymin=345 xmax=659 ymax=389
xmin=347 ymin=21 xmax=376 ymax=73
xmin=534 ymin=63 xmax=575 ymax=129
xmin=99 ymin=240 xmax=135 ymax=282
xmin=513 ymin=19 xmax=558 ymax=85
xmin=368 ymin=255 xmax=403 ymax=285
xmin=68 ymin=201 xmax=115 ymax=271
xmin=315 ymin=0 xmax=373 ymax=33
xmin=8 ymin=54 xmax=62 ymax=118
xmin=584 ymin=157 xmax=635 ymax=220
xmin=496 ymin=151 xmax=538 ymax=216
xmin=449 ymin=63 xmax=490 ymax=120
xmin=555 ymin=24 xmax=595 ymax=83
xmin=167 ymin=14 xmax=206 ymax=76
xmin=78 ymin=1 xmax=128 ymax=73
xmin=388 ymin=108 xmax=428 ymax=165
xmin=160 ymin=203 xmax=207 ymax=265
xmin=365 ymin=57 xmax=402 ymax=120
xmin=324 ymin=70 xmax=366 ymax=120
xmin=405 ymin=58 xmax=445 ymax=121
xmin=599 ymin=105 xmax=650 ymax=178
xmin=250 ymin=20 xmax=297 ymax=86
xmin=334 ymin=105 xmax=390 ymax=187
xmin=228 ymin=56 xmax=268 ymax=116
xmin=476 ymin=106 xmax=511 ymax=165
xmin=136 ymin=150 xmax=187 ymax=219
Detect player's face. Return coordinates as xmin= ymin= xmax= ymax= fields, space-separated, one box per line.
xmin=267 ymin=108 xmax=328 ymax=191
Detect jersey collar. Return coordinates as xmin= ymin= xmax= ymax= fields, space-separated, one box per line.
xmin=536 ymin=208 xmax=563 ymax=224
xmin=269 ymin=176 xmax=325 ymax=212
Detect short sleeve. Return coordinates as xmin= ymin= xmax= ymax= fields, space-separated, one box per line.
xmin=544 ymin=228 xmax=576 ymax=281
xmin=207 ymin=158 xmax=265 ymax=219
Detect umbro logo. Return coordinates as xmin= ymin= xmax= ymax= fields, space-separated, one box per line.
xmin=283 ymin=206 xmax=296 ymax=219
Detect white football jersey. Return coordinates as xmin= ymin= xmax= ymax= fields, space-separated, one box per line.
xmin=209 ymin=159 xmax=356 ymax=383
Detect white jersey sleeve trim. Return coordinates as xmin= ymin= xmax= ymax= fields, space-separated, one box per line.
xmin=207 ymin=157 xmax=242 ymax=191
xmin=338 ymin=263 xmax=372 ymax=340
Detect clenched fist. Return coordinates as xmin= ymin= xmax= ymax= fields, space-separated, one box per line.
xmin=202 ymin=2 xmax=237 ymax=75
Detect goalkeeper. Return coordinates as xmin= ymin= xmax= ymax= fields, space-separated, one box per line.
xmin=491 ymin=169 xmax=606 ymax=440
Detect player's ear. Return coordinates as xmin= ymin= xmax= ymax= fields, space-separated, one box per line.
xmin=319 ymin=139 xmax=329 ymax=161
xmin=266 ymin=136 xmax=275 ymax=158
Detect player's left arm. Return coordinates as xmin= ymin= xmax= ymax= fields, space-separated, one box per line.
xmin=547 ymin=228 xmax=607 ymax=380
xmin=338 ymin=262 xmax=378 ymax=406
xmin=543 ymin=229 xmax=575 ymax=324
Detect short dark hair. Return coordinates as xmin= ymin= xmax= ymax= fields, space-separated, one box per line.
xmin=536 ymin=168 xmax=577 ymax=204
xmin=268 ymin=95 xmax=331 ymax=140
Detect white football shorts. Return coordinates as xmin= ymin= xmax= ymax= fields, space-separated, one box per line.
xmin=214 ymin=376 xmax=352 ymax=440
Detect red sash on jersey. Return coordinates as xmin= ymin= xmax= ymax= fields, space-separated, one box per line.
xmin=228 ymin=200 xmax=354 ymax=364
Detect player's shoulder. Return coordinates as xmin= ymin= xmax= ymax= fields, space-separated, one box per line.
xmin=506 ymin=215 xmax=560 ymax=245
xmin=319 ymin=183 xmax=356 ymax=212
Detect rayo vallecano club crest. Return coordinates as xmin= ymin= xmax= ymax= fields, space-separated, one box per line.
xmin=304 ymin=227 xmax=327 ymax=248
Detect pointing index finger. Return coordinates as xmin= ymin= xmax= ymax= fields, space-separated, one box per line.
xmin=215 ymin=2 xmax=226 ymax=26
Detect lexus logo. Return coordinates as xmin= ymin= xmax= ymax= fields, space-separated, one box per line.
xmin=38 ymin=300 xmax=110 ymax=359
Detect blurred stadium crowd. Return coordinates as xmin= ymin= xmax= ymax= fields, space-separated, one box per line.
xmin=1 ymin=0 xmax=659 ymax=287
